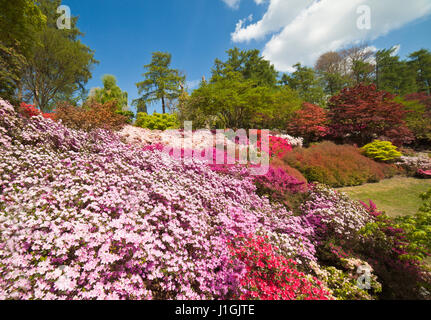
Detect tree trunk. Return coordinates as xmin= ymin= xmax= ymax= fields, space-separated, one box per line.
xmin=17 ymin=82 xmax=23 ymax=102
xmin=161 ymin=96 xmax=166 ymax=114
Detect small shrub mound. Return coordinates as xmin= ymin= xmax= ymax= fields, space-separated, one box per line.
xmin=361 ymin=140 xmax=402 ymax=162
xmin=135 ymin=112 xmax=179 ymax=130
xmin=283 ymin=141 xmax=398 ymax=187
xmin=55 ymin=100 xmax=128 ymax=132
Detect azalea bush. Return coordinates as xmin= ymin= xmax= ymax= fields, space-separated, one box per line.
xmin=309 ymin=260 xmax=382 ymax=300
xmin=396 ymin=154 xmax=431 ymax=177
xmin=254 ymin=166 xmax=306 ymax=206
xmin=283 ymin=142 xmax=398 ymax=187
xmin=255 ymin=132 xmax=292 ymax=160
xmin=1 ymin=96 xmax=429 ymax=301
xmin=361 ymin=140 xmax=403 ymax=162
xmin=228 ymin=235 xmax=332 ymax=300
xmin=19 ymin=102 xmax=55 ymax=120
xmin=301 ymin=185 xmax=372 ymax=242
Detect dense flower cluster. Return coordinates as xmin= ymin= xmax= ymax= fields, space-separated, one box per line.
xmin=396 ymin=154 xmax=431 ymax=177
xmin=19 ymin=103 xmax=55 ymax=120
xmin=272 ymin=133 xmax=303 ymax=148
xmin=228 ymin=235 xmax=332 ymax=300
xmin=0 ymin=98 xmax=317 ymax=300
xmin=254 ymin=167 xmax=306 ymax=203
xmin=119 ymin=125 xmax=254 ymax=156
xmin=301 ymin=185 xmax=373 ymax=242
xmin=258 ymin=135 xmax=292 ymax=160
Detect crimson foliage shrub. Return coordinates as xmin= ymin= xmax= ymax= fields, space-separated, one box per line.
xmin=55 ymin=100 xmax=128 ymax=132
xmin=283 ymin=141 xmax=398 ymax=187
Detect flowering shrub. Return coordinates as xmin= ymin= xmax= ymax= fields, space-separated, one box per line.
xmin=19 ymin=102 xmax=55 ymax=120
xmin=301 ymin=185 xmax=372 ymax=242
xmin=0 ymin=98 xmax=318 ymax=300
xmin=284 ymin=142 xmax=398 ymax=187
xmin=256 ymin=132 xmax=292 ymax=160
xmin=272 ymin=133 xmax=303 ymax=148
xmin=361 ymin=140 xmax=403 ymax=162
xmin=228 ymin=235 xmax=332 ymax=300
xmin=267 ymin=136 xmax=292 ymax=159
xmin=396 ymin=154 xmax=431 ymax=177
xmin=118 ymin=126 xmax=257 ymax=158
xmin=254 ymin=166 xmax=306 ymax=208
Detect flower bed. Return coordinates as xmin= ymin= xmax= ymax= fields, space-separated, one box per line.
xmin=0 ymin=99 xmax=318 ymax=300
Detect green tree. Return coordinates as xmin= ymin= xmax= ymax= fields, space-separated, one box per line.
xmin=211 ymin=47 xmax=278 ymax=87
xmin=0 ymin=0 xmax=46 ymax=55
xmin=408 ymin=49 xmax=431 ymax=95
xmin=182 ymin=71 xmax=301 ymax=129
xmin=134 ymin=52 xmax=185 ymax=114
xmin=315 ymin=51 xmax=348 ymax=95
xmin=0 ymin=0 xmax=46 ymax=103
xmin=20 ymin=0 xmax=97 ymax=111
xmin=0 ymin=44 xmax=26 ymax=104
xmin=281 ymin=63 xmax=326 ymax=106
xmin=376 ymin=48 xmax=417 ymax=95
xmin=22 ymin=27 xmax=97 ymax=112
xmin=90 ymin=75 xmax=128 ymax=111
xmin=351 ymin=60 xmax=375 ymax=85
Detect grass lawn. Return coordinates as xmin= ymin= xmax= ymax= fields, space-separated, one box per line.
xmin=338 ymin=176 xmax=431 ymax=217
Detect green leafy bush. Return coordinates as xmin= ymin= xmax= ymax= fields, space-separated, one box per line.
xmin=361 ymin=140 xmax=403 ymax=162
xmin=283 ymin=141 xmax=398 ymax=187
xmin=395 ymin=188 xmax=431 ymax=259
xmin=116 ymin=110 xmax=135 ymax=123
xmin=135 ymin=112 xmax=179 ymax=130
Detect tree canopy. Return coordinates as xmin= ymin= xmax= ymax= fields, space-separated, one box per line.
xmin=211 ymin=47 xmax=278 ymax=87
xmin=134 ymin=52 xmax=185 ymax=114
xmin=90 ymin=75 xmax=128 ymax=111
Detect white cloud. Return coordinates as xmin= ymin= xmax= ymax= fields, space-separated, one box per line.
xmin=221 ymin=0 xmax=241 ymax=9
xmin=231 ymin=0 xmax=431 ymax=72
xmin=232 ymin=0 xmax=314 ymax=42
xmin=391 ymin=44 xmax=402 ymax=56
xmin=186 ymin=79 xmax=201 ymax=90
xmin=222 ymin=0 xmax=267 ymax=10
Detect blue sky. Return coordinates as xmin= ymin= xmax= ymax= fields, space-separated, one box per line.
xmin=63 ymin=0 xmax=431 ymax=114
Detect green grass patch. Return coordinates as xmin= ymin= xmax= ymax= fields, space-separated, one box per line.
xmin=338 ymin=177 xmax=431 ymax=217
